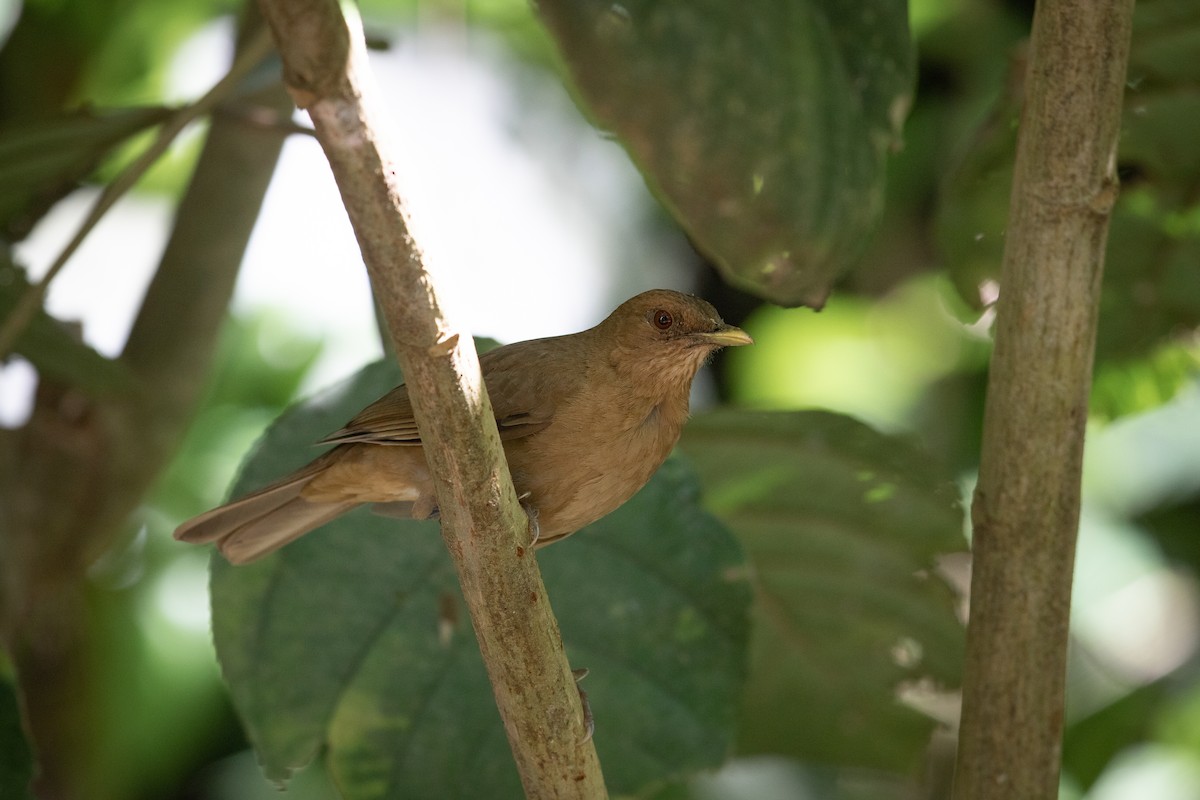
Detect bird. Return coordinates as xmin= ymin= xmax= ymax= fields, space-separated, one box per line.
xmin=175 ymin=289 xmax=752 ymax=564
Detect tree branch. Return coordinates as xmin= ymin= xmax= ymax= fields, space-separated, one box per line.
xmin=954 ymin=2 xmax=1134 ymax=798
xmin=252 ymin=1 xmax=607 ymax=797
xmin=114 ymin=29 xmax=292 ymax=534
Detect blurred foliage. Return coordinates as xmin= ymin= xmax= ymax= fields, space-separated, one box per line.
xmin=43 ymin=312 xmax=320 ymax=800
xmin=0 ymin=256 xmax=132 ymax=392
xmin=153 ymin=312 xmax=324 ymax=522
xmin=0 ymin=0 xmax=236 ymax=118
xmin=937 ymin=0 xmax=1200 ymax=363
xmin=1064 ymin=682 xmax=1164 ymax=790
xmin=0 ymin=104 xmax=166 ymax=398
xmin=1140 ymin=498 xmax=1200 ymax=570
xmin=0 ymin=105 xmax=169 ymax=242
xmin=687 ymin=756 xmax=927 ymax=800
xmin=725 ymin=274 xmax=989 ymax=431
xmin=0 ymin=677 xmax=33 ymax=800
xmin=1091 ymin=339 xmax=1200 ymax=422
xmin=360 ymin=0 xmax=562 ymax=70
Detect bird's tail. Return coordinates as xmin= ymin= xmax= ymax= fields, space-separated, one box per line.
xmin=174 ymin=454 xmax=358 ymax=565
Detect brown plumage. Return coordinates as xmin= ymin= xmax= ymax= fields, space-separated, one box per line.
xmin=175 ymin=289 xmax=752 ymax=564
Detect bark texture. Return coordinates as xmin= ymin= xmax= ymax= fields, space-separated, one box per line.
xmin=954 ymin=1 xmax=1135 ymax=798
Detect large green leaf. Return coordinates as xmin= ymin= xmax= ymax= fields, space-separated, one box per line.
xmin=0 ymin=106 xmax=168 ymax=242
xmin=0 ymin=257 xmax=131 ymax=392
xmin=937 ymin=0 xmax=1200 ymax=362
xmin=210 ymin=359 xmax=751 ymax=799
xmin=679 ymin=410 xmax=965 ymax=773
xmin=534 ymin=0 xmax=914 ymax=308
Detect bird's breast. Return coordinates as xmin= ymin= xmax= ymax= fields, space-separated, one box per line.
xmin=507 ymin=395 xmax=685 ymax=542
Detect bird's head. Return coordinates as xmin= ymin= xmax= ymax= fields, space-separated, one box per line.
xmin=600 ymin=289 xmax=753 ymax=388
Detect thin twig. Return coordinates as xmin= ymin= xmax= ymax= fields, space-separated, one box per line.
xmin=213 ymin=103 xmax=316 ymax=138
xmin=0 ymin=26 xmax=275 ymax=359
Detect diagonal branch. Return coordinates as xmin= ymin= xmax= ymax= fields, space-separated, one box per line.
xmin=252 ymin=1 xmax=607 ymax=797
xmin=954 ymin=1 xmax=1134 ymax=798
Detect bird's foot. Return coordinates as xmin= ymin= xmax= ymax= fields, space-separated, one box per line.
xmin=517 ymin=492 xmax=540 ymax=546
xmin=572 ymin=667 xmax=594 ymax=744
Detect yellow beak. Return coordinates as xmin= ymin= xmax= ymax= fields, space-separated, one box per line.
xmin=698 ymin=325 xmax=754 ymax=347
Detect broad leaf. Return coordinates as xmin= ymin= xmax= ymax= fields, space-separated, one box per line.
xmin=937 ymin=0 xmax=1200 ymax=362
xmin=0 ymin=106 xmax=169 ymax=243
xmin=0 ymin=258 xmax=131 ymax=392
xmin=210 ymin=359 xmax=751 ymax=799
xmin=679 ymin=410 xmax=965 ymax=773
xmin=535 ymin=0 xmax=914 ymax=307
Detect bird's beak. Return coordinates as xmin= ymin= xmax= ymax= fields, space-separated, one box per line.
xmin=698 ymin=325 xmax=754 ymax=347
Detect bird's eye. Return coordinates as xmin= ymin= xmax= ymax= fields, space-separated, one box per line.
xmin=653 ymin=310 xmax=674 ymax=330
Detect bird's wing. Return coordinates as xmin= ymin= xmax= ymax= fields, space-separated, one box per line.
xmin=319 ymin=340 xmax=569 ymax=446
xmin=319 ymin=382 xmax=423 ymax=445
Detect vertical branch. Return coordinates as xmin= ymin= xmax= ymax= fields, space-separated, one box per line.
xmin=252 ymin=1 xmax=607 ymax=797
xmin=954 ymin=1 xmax=1134 ymax=799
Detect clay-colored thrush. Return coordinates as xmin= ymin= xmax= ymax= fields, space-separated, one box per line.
xmin=175 ymin=289 xmax=752 ymax=564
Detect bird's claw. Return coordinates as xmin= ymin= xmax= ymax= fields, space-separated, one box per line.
xmin=572 ymin=667 xmax=594 ymax=744
xmin=518 ymin=492 xmax=540 ymax=546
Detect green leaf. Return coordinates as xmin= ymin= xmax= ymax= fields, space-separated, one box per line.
xmin=936 ymin=0 xmax=1200 ymax=362
xmin=0 ymin=106 xmax=169 ymax=243
xmin=534 ymin=0 xmax=914 ymax=308
xmin=0 ymin=258 xmax=131 ymax=393
xmin=679 ymin=410 xmax=965 ymax=773
xmin=210 ymin=359 xmax=751 ymax=798
xmin=1090 ymin=339 xmax=1200 ymax=421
